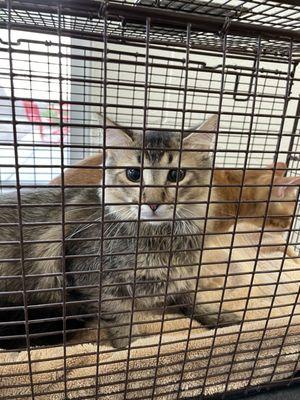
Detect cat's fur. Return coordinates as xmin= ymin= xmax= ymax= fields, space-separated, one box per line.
xmin=200 ymin=222 xmax=300 ymax=330
xmin=0 ymin=115 xmax=241 ymax=349
xmin=210 ymin=163 xmax=299 ymax=233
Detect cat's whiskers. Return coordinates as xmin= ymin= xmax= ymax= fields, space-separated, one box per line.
xmin=67 ymin=216 xmax=102 ymax=239
xmin=103 ymin=207 xmax=135 ymax=239
xmin=176 ymin=207 xmax=201 ymax=235
xmin=104 ymin=206 xmax=128 ymax=218
xmin=67 ymin=209 xmax=112 ymax=239
xmin=178 ymin=206 xmax=197 ymax=216
xmin=104 ymin=218 xmax=124 ymax=238
xmin=107 ymin=205 xmax=135 ymax=221
xmin=119 ymin=210 xmax=136 ymax=224
xmin=65 ymin=206 xmax=100 ymax=215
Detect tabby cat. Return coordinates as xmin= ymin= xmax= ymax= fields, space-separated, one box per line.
xmin=0 ymin=115 xmax=240 ymax=349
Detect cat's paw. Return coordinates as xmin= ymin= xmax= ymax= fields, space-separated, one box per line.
xmin=110 ymin=325 xmax=140 ymax=349
xmin=196 ymin=309 xmax=242 ymax=328
xmin=111 ymin=335 xmax=140 ymax=349
xmin=111 ymin=336 xmax=130 ymax=349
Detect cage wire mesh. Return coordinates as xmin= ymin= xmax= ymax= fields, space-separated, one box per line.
xmin=0 ymin=0 xmax=300 ymax=399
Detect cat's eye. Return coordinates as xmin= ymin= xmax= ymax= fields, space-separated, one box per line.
xmin=167 ymin=169 xmax=186 ymax=182
xmin=126 ymin=168 xmax=141 ymax=182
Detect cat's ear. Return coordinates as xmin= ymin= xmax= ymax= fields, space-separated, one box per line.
xmin=266 ymin=162 xmax=287 ymax=177
xmin=183 ymin=114 xmax=218 ymax=149
xmin=96 ymin=113 xmax=133 ymax=148
xmin=272 ymin=175 xmax=300 ymax=199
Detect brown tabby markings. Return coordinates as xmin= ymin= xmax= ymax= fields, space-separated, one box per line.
xmin=1 ymin=115 xmax=245 ymax=350
xmin=0 ymin=109 xmax=297 ymax=349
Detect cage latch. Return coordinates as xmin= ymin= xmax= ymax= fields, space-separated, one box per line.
xmin=97 ymin=1 xmax=108 ymax=18
xmin=218 ymin=16 xmax=231 ymax=38
xmin=218 ymin=6 xmax=245 ymax=38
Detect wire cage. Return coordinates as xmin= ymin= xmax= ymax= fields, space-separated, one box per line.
xmin=0 ymin=0 xmax=300 ymax=399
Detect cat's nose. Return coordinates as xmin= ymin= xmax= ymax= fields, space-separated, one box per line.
xmin=149 ymin=204 xmax=159 ymax=212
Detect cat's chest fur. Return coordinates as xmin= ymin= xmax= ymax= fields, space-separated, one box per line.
xmin=68 ymin=218 xmax=202 ymax=308
xmin=134 ymin=232 xmax=201 ymax=307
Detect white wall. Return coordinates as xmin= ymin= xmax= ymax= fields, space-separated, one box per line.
xmin=88 ymin=40 xmax=300 ymax=170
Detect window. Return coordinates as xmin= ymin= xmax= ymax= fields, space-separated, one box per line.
xmin=0 ymin=30 xmax=71 ymax=187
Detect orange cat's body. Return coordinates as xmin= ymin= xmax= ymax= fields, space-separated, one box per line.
xmin=51 ymin=154 xmax=102 ymax=186
xmin=51 ymin=154 xmax=296 ymax=232
xmin=211 ymin=165 xmax=296 ymax=232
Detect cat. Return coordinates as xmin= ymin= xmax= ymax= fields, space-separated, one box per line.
xmin=0 ymin=115 xmax=241 ymax=350
xmin=199 ymin=222 xmax=300 ymax=331
xmin=202 ymin=169 xmax=300 ymax=328
xmin=210 ymin=163 xmax=300 ymax=234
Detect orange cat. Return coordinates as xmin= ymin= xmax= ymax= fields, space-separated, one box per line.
xmin=211 ymin=163 xmax=299 ymax=232
xmin=51 ymin=153 xmax=298 ymax=232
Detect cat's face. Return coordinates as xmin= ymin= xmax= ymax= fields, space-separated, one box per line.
xmin=100 ymin=115 xmax=217 ymax=229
